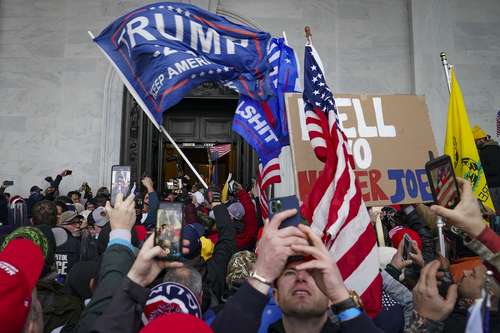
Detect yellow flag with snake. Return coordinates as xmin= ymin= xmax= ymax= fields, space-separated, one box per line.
xmin=444 ymin=68 xmax=494 ymax=210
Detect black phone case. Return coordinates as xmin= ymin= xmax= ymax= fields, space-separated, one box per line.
xmin=268 ymin=195 xmax=302 ymax=228
xmin=425 ymin=155 xmax=461 ymax=208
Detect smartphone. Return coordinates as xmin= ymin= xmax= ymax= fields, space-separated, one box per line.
xmin=110 ymin=165 xmax=132 ymax=205
xmin=425 ymin=155 xmax=461 ymax=209
xmin=402 ymin=234 xmax=412 ymax=261
xmin=268 ymin=195 xmax=302 ymax=229
xmin=66 ymin=170 xmax=73 ymax=176
xmin=3 ymin=180 xmax=14 ymax=187
xmin=155 ymin=202 xmax=184 ymax=260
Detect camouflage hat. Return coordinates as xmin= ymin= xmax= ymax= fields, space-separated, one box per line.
xmin=1 ymin=226 xmax=49 ymax=260
xmin=226 ymin=250 xmax=257 ymax=288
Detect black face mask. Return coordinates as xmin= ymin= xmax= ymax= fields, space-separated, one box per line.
xmin=232 ymin=219 xmax=244 ymax=233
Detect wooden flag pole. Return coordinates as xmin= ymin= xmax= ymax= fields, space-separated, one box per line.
xmin=305 ymin=26 xmax=312 ymax=45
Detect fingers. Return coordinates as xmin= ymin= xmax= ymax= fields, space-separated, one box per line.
xmin=275 ymin=225 xmax=307 ymax=239
xmin=146 ymin=245 xmax=169 ymax=260
xmin=281 ymin=236 xmax=310 ymax=248
xmin=105 ymin=201 xmax=112 ymax=215
xmin=291 ymin=243 xmax=327 ymax=260
xmin=424 ymin=260 xmax=440 ymax=291
xmin=164 ymin=261 xmax=184 ymax=269
xmin=268 ymin=209 xmax=297 ymax=231
xmin=430 ymin=204 xmax=454 ymax=220
xmin=115 ymin=192 xmax=124 ymax=206
xmin=142 ymin=233 xmax=155 ymax=250
xmin=295 ymin=259 xmax=322 ymax=271
xmin=123 ymin=192 xmax=136 ymax=207
xmin=396 ymin=237 xmax=405 ymax=254
xmin=445 ymin=284 xmax=458 ymax=305
xmin=297 ymin=224 xmax=324 ymax=249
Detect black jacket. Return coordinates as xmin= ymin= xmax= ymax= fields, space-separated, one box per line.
xmin=91 ymin=276 xmax=148 ymax=333
xmin=211 ymin=282 xmax=384 ymax=333
xmin=479 ymin=141 xmax=500 ymax=187
xmin=75 ymin=244 xmax=135 ymax=333
xmin=197 ymin=204 xmax=237 ymax=310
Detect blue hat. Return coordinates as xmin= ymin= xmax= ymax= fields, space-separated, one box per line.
xmin=182 ymin=223 xmax=203 ymax=259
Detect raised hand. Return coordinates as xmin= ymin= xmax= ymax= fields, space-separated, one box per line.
xmin=413 ymin=260 xmax=458 ymax=321
xmin=430 ymin=178 xmax=485 ymax=237
xmin=291 ymin=224 xmax=350 ymax=303
xmin=105 ymin=192 xmax=136 ymax=231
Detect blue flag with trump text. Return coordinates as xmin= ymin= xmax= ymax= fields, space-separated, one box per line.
xmin=94 ymin=2 xmax=271 ymax=124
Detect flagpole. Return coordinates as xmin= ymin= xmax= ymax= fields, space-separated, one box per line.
xmin=88 ymin=31 xmax=208 ymax=189
xmin=305 ymin=26 xmax=312 ymax=45
xmin=440 ymin=52 xmax=452 ymax=94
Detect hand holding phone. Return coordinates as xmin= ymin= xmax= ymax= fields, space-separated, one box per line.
xmin=155 ymin=202 xmax=184 ymax=261
xmin=111 ymin=165 xmax=132 ymax=206
xmin=425 ymin=155 xmax=460 ymax=209
xmin=402 ymin=234 xmax=412 ymax=261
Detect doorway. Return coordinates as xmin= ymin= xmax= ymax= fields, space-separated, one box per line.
xmin=120 ymin=82 xmax=258 ymax=195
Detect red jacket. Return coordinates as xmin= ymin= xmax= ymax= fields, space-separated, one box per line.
xmin=235 ymin=190 xmax=258 ymax=250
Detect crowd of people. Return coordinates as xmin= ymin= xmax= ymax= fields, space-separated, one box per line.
xmin=0 ymin=128 xmax=499 ymax=333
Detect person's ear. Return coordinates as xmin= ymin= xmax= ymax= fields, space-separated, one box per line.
xmin=272 ymin=287 xmax=279 ymax=304
xmin=89 ymin=278 xmax=97 ymax=293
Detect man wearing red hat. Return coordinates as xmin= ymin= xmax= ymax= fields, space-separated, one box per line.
xmin=0 ymin=238 xmax=45 ymax=333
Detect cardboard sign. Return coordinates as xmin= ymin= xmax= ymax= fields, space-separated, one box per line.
xmin=285 ymin=93 xmax=438 ymax=206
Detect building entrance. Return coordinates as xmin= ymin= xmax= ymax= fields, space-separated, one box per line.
xmin=120 ymin=82 xmax=257 ymax=195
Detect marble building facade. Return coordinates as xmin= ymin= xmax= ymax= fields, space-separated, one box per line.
xmin=1 ymin=0 xmax=499 ymax=196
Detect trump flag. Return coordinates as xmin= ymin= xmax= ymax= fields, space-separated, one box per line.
xmin=93 ymin=2 xmax=272 ymax=125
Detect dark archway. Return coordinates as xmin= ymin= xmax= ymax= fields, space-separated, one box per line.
xmin=120 ymin=81 xmax=258 ymax=195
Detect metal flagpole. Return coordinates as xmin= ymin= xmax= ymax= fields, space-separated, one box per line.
xmin=88 ymin=31 xmax=208 ymax=189
xmin=440 ymin=52 xmax=452 ymax=94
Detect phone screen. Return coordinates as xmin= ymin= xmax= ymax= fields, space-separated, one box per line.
xmin=155 ymin=203 xmax=183 ymax=260
xmin=111 ymin=165 xmax=131 ymax=205
xmin=425 ymin=155 xmax=460 ymax=209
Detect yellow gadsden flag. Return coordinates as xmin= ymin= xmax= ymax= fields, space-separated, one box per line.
xmin=444 ymin=68 xmax=494 ymax=210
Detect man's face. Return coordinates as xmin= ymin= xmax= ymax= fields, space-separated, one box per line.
xmin=56 ymin=206 xmax=63 ymax=224
xmin=459 ymin=264 xmax=487 ymax=299
xmin=273 ymin=261 xmax=329 ymax=318
xmin=71 ymin=194 xmax=80 ymax=204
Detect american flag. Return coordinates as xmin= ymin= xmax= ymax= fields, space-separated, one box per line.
xmin=209 ymin=144 xmax=231 ymax=161
xmin=301 ymin=43 xmax=382 ymax=317
xmin=257 ymin=163 xmax=270 ymax=219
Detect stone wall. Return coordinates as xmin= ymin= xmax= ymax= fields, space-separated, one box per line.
xmin=0 ymin=0 xmax=499 ymax=196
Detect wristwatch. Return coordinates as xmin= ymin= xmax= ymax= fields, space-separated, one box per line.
xmin=331 ymin=290 xmax=363 ymax=314
xmin=249 ymin=271 xmax=273 ymax=286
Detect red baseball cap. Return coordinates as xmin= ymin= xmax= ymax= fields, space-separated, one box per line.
xmin=0 ymin=239 xmax=44 ymax=332
xmin=140 ymin=313 xmax=213 ymax=333
xmin=388 ymin=226 xmax=422 ymax=251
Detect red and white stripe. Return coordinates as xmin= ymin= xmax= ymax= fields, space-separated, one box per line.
xmin=305 ymin=109 xmax=328 ymax=163
xmin=302 ymin=110 xmax=382 ymax=317
xmin=257 ymin=163 xmax=270 ymax=219
xmin=301 ymin=44 xmax=382 ymax=316
xmin=209 ymin=144 xmax=231 ymax=159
